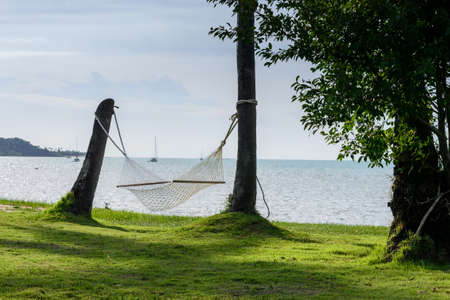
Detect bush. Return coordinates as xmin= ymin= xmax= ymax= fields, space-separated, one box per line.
xmin=51 ymin=192 xmax=76 ymax=213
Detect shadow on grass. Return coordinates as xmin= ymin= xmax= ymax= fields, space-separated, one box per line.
xmin=0 ymin=212 xmax=318 ymax=267
xmin=354 ymin=242 xmax=377 ymax=249
xmin=37 ymin=209 xmax=129 ymax=232
xmin=0 ymin=213 xmax=448 ymax=298
xmin=0 ymin=245 xmax=441 ymax=299
xmin=0 ymin=215 xmax=291 ymax=261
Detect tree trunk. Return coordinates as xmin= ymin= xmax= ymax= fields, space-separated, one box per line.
xmin=230 ymin=0 xmax=258 ymax=213
xmin=387 ymin=55 xmax=450 ymax=260
xmin=388 ymin=117 xmax=450 ymax=259
xmin=70 ymin=98 xmax=115 ymax=216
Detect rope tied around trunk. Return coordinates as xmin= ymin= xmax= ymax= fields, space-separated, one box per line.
xmin=95 ymin=111 xmax=127 ymax=158
xmin=95 ymin=104 xmax=269 ymax=217
xmin=236 ymin=99 xmax=258 ymax=107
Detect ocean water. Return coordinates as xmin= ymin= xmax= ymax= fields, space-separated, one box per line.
xmin=0 ymin=157 xmax=393 ymax=226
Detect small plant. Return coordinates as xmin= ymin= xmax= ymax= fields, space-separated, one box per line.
xmin=392 ymin=232 xmax=436 ymax=262
xmin=40 ymin=192 xmax=92 ymax=223
xmin=50 ymin=192 xmax=76 ymax=213
xmin=222 ymin=194 xmax=233 ymax=213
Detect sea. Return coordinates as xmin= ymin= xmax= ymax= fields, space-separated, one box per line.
xmin=0 ymin=157 xmax=393 ymax=226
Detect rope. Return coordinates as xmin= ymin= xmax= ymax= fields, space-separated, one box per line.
xmin=105 ymin=102 xmax=268 ymax=216
xmin=95 ymin=114 xmax=127 ymax=157
xmin=237 ymin=99 xmax=258 ymax=106
xmin=219 ymin=110 xmax=269 ymax=218
xmin=233 ymin=102 xmax=269 ymax=218
xmin=220 ymin=113 xmax=238 ymax=148
xmin=257 ymin=176 xmax=270 ymax=219
xmin=113 ymin=111 xmax=127 ymax=156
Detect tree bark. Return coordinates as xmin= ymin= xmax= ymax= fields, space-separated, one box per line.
xmin=230 ymin=0 xmax=258 ymax=213
xmin=388 ymin=115 xmax=450 ymax=259
xmin=70 ymin=98 xmax=115 ymax=216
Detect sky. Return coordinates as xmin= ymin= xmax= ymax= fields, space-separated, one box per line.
xmin=0 ymin=0 xmax=340 ymax=159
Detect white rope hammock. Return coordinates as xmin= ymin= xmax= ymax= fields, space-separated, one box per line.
xmin=96 ymin=110 xmax=238 ymax=211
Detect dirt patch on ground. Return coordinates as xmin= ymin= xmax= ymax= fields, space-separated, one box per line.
xmin=0 ymin=204 xmax=45 ymax=212
xmin=0 ymin=204 xmax=15 ymax=212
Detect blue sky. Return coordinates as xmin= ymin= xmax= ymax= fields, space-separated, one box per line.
xmin=0 ymin=0 xmax=339 ymax=159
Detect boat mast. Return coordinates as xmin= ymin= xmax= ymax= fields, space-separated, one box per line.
xmin=154 ymin=136 xmax=158 ymax=159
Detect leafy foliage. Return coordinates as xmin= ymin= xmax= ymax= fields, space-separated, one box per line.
xmin=207 ymin=0 xmax=450 ymax=255
xmin=208 ymin=0 xmax=450 ymax=169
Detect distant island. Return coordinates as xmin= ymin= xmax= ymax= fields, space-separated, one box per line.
xmin=0 ymin=137 xmax=85 ymax=157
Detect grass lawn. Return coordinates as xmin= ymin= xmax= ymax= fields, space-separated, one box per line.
xmin=0 ymin=199 xmax=449 ymax=299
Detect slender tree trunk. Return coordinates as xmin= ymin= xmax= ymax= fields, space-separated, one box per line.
xmin=230 ymin=0 xmax=258 ymax=213
xmin=70 ymin=98 xmax=115 ymax=216
xmin=436 ymin=61 xmax=450 ymax=186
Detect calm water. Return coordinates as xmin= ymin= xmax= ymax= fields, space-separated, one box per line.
xmin=0 ymin=157 xmax=393 ymax=226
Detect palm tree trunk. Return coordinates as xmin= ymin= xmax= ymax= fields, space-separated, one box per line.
xmin=70 ymin=98 xmax=115 ymax=216
xmin=230 ymin=0 xmax=258 ymax=213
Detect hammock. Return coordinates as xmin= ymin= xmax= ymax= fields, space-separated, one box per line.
xmin=96 ymin=111 xmax=237 ymax=211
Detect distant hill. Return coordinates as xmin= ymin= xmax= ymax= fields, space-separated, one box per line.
xmin=0 ymin=137 xmax=85 ymax=157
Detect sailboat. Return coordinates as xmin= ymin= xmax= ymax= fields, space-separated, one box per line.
xmin=148 ymin=136 xmax=158 ymax=163
xmin=73 ymin=138 xmax=80 ymax=162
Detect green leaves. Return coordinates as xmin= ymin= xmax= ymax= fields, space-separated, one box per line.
xmin=207 ymin=0 xmax=449 ymax=170
xmin=251 ymin=0 xmax=447 ymax=168
xmin=209 ymin=23 xmax=237 ymax=41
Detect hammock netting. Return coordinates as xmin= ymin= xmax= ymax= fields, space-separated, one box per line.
xmin=97 ymin=111 xmax=236 ymax=211
xmin=117 ymin=147 xmax=225 ymax=211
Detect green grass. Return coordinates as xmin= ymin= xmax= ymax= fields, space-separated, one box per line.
xmin=0 ymin=199 xmax=449 ymax=299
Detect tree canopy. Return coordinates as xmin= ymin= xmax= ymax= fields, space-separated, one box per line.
xmin=208 ymin=0 xmax=450 ymax=259
xmin=210 ymin=0 xmax=449 ymax=168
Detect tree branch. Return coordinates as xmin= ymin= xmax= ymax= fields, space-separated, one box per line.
xmin=415 ymin=189 xmax=450 ymax=237
xmin=416 ymin=116 xmax=447 ymax=140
